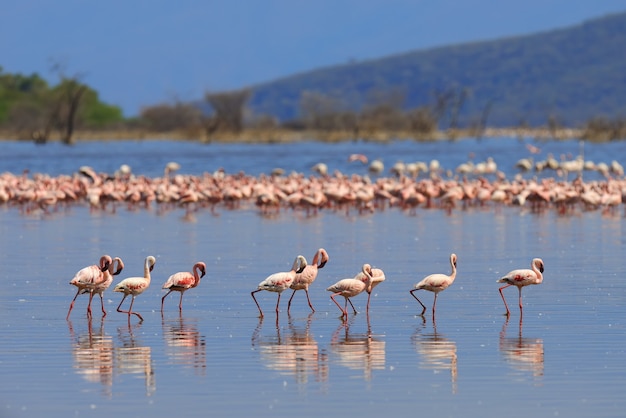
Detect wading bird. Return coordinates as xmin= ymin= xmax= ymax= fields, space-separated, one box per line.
xmin=287 ymin=248 xmax=329 ymax=314
xmin=161 ymin=261 xmax=207 ymax=312
xmin=327 ymin=263 xmax=373 ymax=319
xmin=251 ymin=255 xmax=307 ymax=317
xmin=67 ymin=255 xmax=124 ymax=319
xmin=410 ymin=253 xmax=458 ymax=316
xmin=497 ymin=258 xmax=544 ymax=316
xmin=113 ymin=256 xmax=156 ymax=322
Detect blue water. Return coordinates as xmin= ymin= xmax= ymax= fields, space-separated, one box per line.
xmin=0 ymin=137 xmax=625 ymax=418
xmin=1 ymin=136 xmax=626 ymax=180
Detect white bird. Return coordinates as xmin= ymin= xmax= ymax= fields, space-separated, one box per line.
xmin=497 ymin=258 xmax=544 ymax=316
xmin=113 ymin=255 xmax=157 ymax=322
xmin=251 ymin=255 xmax=307 ymax=317
xmin=410 ymin=253 xmax=458 ymax=316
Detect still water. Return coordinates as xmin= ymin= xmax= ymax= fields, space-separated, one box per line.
xmin=0 ymin=137 xmax=625 ymax=417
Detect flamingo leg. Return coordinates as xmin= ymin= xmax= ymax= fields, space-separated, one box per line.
xmin=518 ymin=286 xmax=524 ymax=314
xmin=346 ymin=297 xmax=358 ymax=315
xmin=127 ymin=295 xmax=143 ymax=321
xmin=330 ymin=293 xmax=347 ymax=317
xmin=275 ymin=293 xmax=282 ymax=314
xmin=86 ymin=291 xmax=95 ymax=317
xmin=116 ymin=294 xmax=129 ymax=314
xmin=304 ymin=289 xmax=315 ymax=313
xmin=432 ymin=293 xmax=438 ymax=315
xmin=287 ymin=289 xmax=297 ymax=313
xmin=366 ymin=291 xmax=372 ymax=314
xmin=251 ymin=289 xmax=264 ymax=317
xmin=98 ymin=293 xmax=107 ymax=317
xmin=161 ymin=290 xmax=173 ymax=312
xmin=410 ymin=289 xmax=427 ymax=315
xmin=498 ymin=284 xmax=512 ymax=316
xmin=178 ymin=292 xmax=184 ymax=311
xmin=67 ymin=289 xmax=81 ymax=320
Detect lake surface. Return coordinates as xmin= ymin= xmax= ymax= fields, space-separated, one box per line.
xmin=0 ymin=137 xmax=625 ymax=417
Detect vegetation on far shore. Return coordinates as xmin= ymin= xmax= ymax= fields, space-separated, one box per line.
xmin=1 ymin=65 xmax=625 ymax=145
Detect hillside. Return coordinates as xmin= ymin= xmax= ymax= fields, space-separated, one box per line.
xmin=247 ymin=11 xmax=626 ymax=128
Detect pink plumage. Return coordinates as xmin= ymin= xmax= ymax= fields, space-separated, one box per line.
xmin=251 ymin=255 xmax=307 ymax=317
xmin=410 ymin=253 xmax=457 ymax=316
xmin=161 ymin=261 xmax=207 ymax=312
xmin=113 ymin=256 xmax=156 ymax=322
xmin=67 ymin=255 xmax=124 ymax=319
xmin=327 ymin=263 xmax=372 ymax=319
xmin=497 ymin=258 xmax=544 ymax=316
xmin=287 ymin=248 xmax=329 ymax=313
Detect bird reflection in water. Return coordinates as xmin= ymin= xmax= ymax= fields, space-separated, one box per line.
xmin=115 ymin=322 xmax=156 ymax=396
xmin=68 ymin=318 xmax=114 ymax=397
xmin=330 ymin=314 xmax=385 ymax=381
xmin=161 ymin=314 xmax=206 ymax=375
xmin=499 ymin=316 xmax=544 ymax=380
xmin=251 ymin=314 xmax=328 ymax=384
xmin=411 ymin=317 xmax=458 ymax=394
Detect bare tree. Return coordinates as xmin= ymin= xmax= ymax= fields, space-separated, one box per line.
xmin=204 ymin=88 xmax=251 ymax=133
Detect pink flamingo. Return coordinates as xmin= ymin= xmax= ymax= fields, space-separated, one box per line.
xmin=287 ymin=248 xmax=329 ymax=313
xmin=354 ymin=266 xmax=386 ymax=313
xmin=251 ymin=255 xmax=307 ymax=317
xmin=113 ymin=255 xmax=156 ymax=322
xmin=410 ymin=253 xmax=458 ymax=316
xmin=327 ymin=263 xmax=373 ymax=319
xmin=67 ymin=255 xmax=124 ymax=319
xmin=91 ymin=257 xmax=124 ymax=317
xmin=497 ymin=258 xmax=544 ymax=316
xmin=161 ymin=261 xmax=207 ymax=312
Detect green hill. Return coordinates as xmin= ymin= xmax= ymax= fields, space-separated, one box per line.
xmin=247 ymin=11 xmax=626 ymax=128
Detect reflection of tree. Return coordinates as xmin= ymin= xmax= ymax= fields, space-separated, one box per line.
xmin=252 ymin=314 xmax=328 ymax=384
xmin=330 ymin=315 xmax=385 ymax=381
xmin=161 ymin=314 xmax=206 ymax=375
xmin=115 ymin=323 xmax=156 ymax=396
xmin=411 ymin=317 xmax=458 ymax=394
xmin=68 ymin=319 xmax=114 ymax=397
xmin=499 ymin=316 xmax=544 ymax=379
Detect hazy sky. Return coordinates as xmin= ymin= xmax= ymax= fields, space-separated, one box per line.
xmin=2 ymin=0 xmax=626 ymax=116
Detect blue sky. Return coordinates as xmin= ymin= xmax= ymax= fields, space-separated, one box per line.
xmin=2 ymin=0 xmax=626 ymax=116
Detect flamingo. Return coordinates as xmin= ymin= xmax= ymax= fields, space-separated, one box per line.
xmin=251 ymin=255 xmax=307 ymax=317
xmin=410 ymin=253 xmax=458 ymax=316
xmin=327 ymin=263 xmax=372 ymax=319
xmin=66 ymin=255 xmax=124 ymax=319
xmin=287 ymin=248 xmax=329 ymax=314
xmin=354 ymin=266 xmax=386 ymax=313
xmin=113 ymin=255 xmax=157 ymax=322
xmin=497 ymin=258 xmax=544 ymax=316
xmin=161 ymin=261 xmax=207 ymax=312
xmin=91 ymin=257 xmax=124 ymax=317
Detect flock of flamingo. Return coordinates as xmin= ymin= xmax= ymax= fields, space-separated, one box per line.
xmin=1 ymin=150 xmax=626 ymax=218
xmin=67 ymin=248 xmax=544 ymax=323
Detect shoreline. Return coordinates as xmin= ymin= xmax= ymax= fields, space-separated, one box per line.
xmin=0 ymin=127 xmax=590 ymax=144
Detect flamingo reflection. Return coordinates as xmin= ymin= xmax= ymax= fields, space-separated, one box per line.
xmin=330 ymin=315 xmax=385 ymax=381
xmin=499 ymin=316 xmax=544 ymax=379
xmin=251 ymin=314 xmax=328 ymax=384
xmin=68 ymin=318 xmax=114 ymax=396
xmin=161 ymin=314 xmax=207 ymax=375
xmin=411 ymin=317 xmax=458 ymax=393
xmin=115 ymin=323 xmax=156 ymax=396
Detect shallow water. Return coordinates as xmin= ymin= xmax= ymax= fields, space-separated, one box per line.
xmin=0 ymin=138 xmax=625 ymax=417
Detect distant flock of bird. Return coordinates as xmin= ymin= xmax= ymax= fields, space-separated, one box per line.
xmin=2 ymin=150 xmax=626 ymax=218
xmin=67 ymin=248 xmax=544 ymax=323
